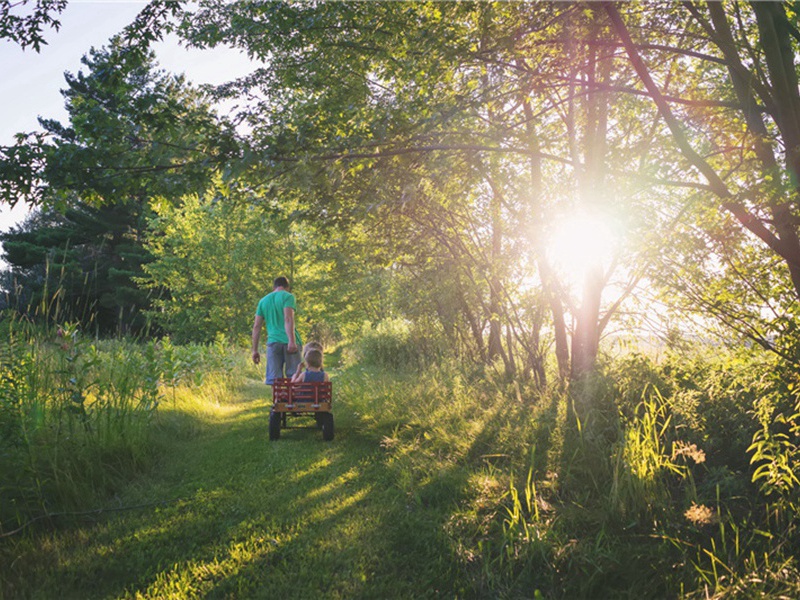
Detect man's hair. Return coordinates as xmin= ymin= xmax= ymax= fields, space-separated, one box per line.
xmin=273 ymin=276 xmax=290 ymax=289
xmin=305 ymin=349 xmax=323 ymax=369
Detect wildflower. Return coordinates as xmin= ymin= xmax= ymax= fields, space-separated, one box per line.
xmin=684 ymin=502 xmax=717 ymax=526
xmin=672 ymin=441 xmax=706 ymax=464
xmin=380 ymin=436 xmax=398 ymax=450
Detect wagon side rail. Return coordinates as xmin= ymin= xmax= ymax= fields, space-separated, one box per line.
xmin=271 ymin=378 xmax=332 ymax=412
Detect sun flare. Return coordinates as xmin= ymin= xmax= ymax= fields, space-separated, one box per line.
xmin=545 ymin=212 xmax=618 ymax=285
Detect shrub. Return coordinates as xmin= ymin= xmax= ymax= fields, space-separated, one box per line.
xmin=350 ymin=317 xmax=445 ymax=371
xmin=0 ymin=316 xmax=245 ymax=532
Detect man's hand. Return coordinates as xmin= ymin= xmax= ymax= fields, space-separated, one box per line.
xmin=252 ymin=315 xmax=265 ymax=366
xmin=287 ymin=341 xmax=298 ymax=354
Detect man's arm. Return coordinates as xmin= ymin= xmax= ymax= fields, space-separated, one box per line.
xmin=252 ymin=314 xmax=265 ymax=364
xmin=284 ymin=307 xmax=297 ymax=353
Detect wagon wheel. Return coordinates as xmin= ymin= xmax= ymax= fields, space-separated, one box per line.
xmin=320 ymin=412 xmax=334 ymax=441
xmin=269 ymin=409 xmax=281 ymax=441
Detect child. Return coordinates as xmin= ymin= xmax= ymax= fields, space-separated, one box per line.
xmin=291 ymin=341 xmax=324 ymax=382
xmin=294 ymin=348 xmax=329 ymax=383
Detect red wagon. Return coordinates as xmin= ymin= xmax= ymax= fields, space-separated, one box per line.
xmin=269 ymin=378 xmax=334 ymax=441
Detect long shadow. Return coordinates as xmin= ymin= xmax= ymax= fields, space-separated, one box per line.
xmin=5 ymin=384 xmax=470 ymax=599
xmin=204 ymin=432 xmax=470 ymax=599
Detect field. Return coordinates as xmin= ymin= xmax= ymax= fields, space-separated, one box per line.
xmin=2 ymin=326 xmax=798 ymax=599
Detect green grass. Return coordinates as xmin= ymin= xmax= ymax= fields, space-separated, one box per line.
xmin=1 ymin=366 xmax=469 ymax=599
xmin=2 ymin=345 xmax=799 ymax=599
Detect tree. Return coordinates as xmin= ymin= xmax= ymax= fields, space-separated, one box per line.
xmin=139 ymin=175 xmax=388 ymax=344
xmin=141 ymin=182 xmax=285 ymax=343
xmin=0 ymin=0 xmax=67 ymax=51
xmin=1 ymin=200 xmax=154 ymax=334
xmin=0 ymin=36 xmax=237 ymax=209
xmin=0 ymin=35 xmax=239 ymax=332
xmin=175 ymin=1 xmax=658 ymax=390
xmin=603 ymin=1 xmax=800 ymax=358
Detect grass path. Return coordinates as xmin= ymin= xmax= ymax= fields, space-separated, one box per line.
xmin=3 ymin=376 xmax=469 ymax=599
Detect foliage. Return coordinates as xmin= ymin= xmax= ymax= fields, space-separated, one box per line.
xmin=173 ymin=1 xmax=658 ymax=386
xmin=7 ymin=1 xmax=800 ymax=396
xmin=748 ymin=392 xmax=800 ymax=502
xmin=140 ymin=183 xmax=287 ymax=344
xmin=0 ymin=337 xmax=798 ymax=598
xmin=0 ymin=38 xmax=236 ymax=208
xmin=0 ymin=316 xmax=244 ymax=532
xmin=1 ymin=202 xmax=155 ymax=334
xmin=0 ymin=36 xmax=241 ymax=336
xmin=0 ymin=0 xmax=67 ymax=51
xmin=138 ymin=177 xmax=375 ymax=344
xmin=349 ymin=317 xmax=446 ymax=372
xmin=605 ymin=2 xmax=800 ymax=365
xmin=1 ymin=2 xmax=799 ymax=596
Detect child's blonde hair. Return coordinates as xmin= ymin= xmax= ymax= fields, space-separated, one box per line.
xmin=303 ymin=341 xmax=323 ymax=357
xmin=305 ymin=349 xmax=323 ymax=369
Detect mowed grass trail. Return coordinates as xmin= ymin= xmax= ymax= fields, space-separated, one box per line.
xmin=3 ymin=375 xmax=466 ymax=599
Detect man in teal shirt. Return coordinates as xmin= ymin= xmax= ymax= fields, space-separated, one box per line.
xmin=251 ymin=276 xmax=302 ymax=385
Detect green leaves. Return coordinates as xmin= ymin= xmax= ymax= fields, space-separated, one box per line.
xmin=0 ymin=133 xmax=48 ymax=208
xmin=748 ymin=395 xmax=800 ymax=499
xmin=1 ymin=39 xmax=238 ymax=208
xmin=1 ymin=201 xmax=155 ymax=333
xmin=0 ymin=0 xmax=67 ymax=51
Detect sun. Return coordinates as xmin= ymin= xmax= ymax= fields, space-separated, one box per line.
xmin=545 ymin=210 xmax=618 ymax=287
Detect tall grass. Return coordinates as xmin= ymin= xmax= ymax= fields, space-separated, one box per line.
xmin=3 ymin=313 xmax=798 ymax=598
xmin=350 ymin=317 xmax=446 ymax=371
xmin=338 ymin=331 xmax=800 ymax=598
xmin=0 ymin=313 xmax=246 ymax=535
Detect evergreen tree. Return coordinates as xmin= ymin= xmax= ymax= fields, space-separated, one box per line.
xmin=1 ymin=200 xmax=155 ymax=334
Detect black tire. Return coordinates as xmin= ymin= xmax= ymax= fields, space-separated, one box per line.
xmin=320 ymin=412 xmax=334 ymax=441
xmin=315 ymin=412 xmax=324 ymax=430
xmin=269 ymin=409 xmax=281 ymax=441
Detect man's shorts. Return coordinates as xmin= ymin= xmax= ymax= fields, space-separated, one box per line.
xmin=266 ymin=342 xmax=302 ymax=385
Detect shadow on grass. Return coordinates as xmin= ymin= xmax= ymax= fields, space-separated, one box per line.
xmin=2 ymin=385 xmax=470 ymax=599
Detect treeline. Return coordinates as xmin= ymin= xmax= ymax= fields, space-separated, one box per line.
xmin=1 ymin=2 xmax=799 ymax=393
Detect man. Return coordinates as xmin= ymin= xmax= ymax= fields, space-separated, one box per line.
xmin=251 ymin=276 xmax=302 ymax=384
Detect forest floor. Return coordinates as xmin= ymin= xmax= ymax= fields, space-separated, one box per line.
xmin=1 ymin=375 xmax=471 ymax=599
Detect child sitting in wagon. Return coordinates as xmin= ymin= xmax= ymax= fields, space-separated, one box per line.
xmin=291 ymin=341 xmax=329 ymax=383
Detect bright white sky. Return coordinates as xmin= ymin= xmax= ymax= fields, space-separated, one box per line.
xmin=0 ymin=0 xmax=253 ymax=233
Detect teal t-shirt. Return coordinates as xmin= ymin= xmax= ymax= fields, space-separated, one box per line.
xmin=256 ymin=290 xmax=301 ymax=345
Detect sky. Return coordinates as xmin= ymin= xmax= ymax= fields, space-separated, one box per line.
xmin=0 ymin=0 xmax=253 ymax=234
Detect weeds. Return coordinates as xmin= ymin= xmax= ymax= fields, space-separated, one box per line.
xmin=0 ymin=313 xmax=246 ymax=535
xmin=2 ymin=330 xmax=799 ymax=599
xmin=609 ymin=388 xmax=687 ymax=524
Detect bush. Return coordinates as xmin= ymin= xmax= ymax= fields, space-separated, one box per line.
xmin=349 ymin=317 xmax=445 ymax=371
xmin=0 ymin=316 xmax=245 ymax=532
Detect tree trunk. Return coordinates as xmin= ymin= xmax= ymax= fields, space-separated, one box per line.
xmin=522 ymin=96 xmax=571 ymax=382
xmin=570 ymin=8 xmax=611 ymax=389
xmin=456 ymin=278 xmax=487 ymax=363
xmin=487 ymin=176 xmax=504 ymax=364
xmin=570 ymin=264 xmax=604 ymax=380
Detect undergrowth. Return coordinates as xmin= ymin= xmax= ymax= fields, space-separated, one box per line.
xmin=1 ymin=326 xmax=798 ymax=599
xmin=339 ymin=343 xmax=800 ymax=598
xmin=0 ymin=314 xmax=247 ymax=536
